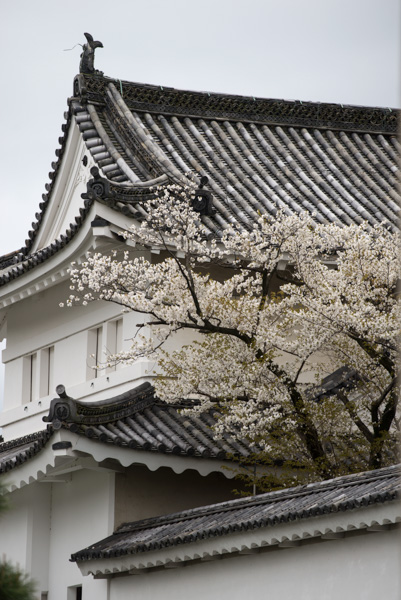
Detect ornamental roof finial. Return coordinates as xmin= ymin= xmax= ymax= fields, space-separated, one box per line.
xmin=79 ymin=32 xmax=103 ymax=74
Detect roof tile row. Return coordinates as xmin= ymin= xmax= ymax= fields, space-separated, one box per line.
xmin=71 ymin=463 xmax=400 ymax=562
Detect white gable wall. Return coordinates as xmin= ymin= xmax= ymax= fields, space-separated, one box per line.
xmin=31 ymin=120 xmax=94 ymax=253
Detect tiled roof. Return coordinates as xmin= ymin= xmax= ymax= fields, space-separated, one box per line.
xmin=0 ymin=383 xmax=253 ymax=475
xmin=43 ymin=382 xmax=252 ymax=459
xmin=71 ymin=463 xmax=400 ymax=562
xmin=71 ymin=74 xmax=400 ymax=234
xmin=0 ymin=71 xmax=399 ymax=285
xmin=0 ymin=429 xmax=53 ymax=474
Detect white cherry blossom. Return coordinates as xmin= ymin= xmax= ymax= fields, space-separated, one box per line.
xmin=67 ymin=184 xmax=400 ymax=483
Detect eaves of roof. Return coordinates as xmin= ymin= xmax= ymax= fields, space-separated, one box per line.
xmin=0 ymin=428 xmax=53 ymax=475
xmin=0 ymin=383 xmax=254 ymax=486
xmin=0 ymin=426 xmax=243 ymax=495
xmin=71 ymin=464 xmax=400 ymax=573
xmin=43 ymin=382 xmax=253 ymax=460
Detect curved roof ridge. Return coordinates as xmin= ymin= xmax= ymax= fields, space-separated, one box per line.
xmin=86 ymin=103 xmax=139 ymax=183
xmin=43 ymin=381 xmax=156 ymax=427
xmin=107 ymin=82 xmax=195 ymax=188
xmin=77 ymin=73 xmax=399 ymax=135
xmin=40 ymin=382 xmax=254 ymax=459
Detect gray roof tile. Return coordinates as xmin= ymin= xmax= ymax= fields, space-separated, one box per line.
xmin=71 ymin=464 xmax=400 ymax=562
xmin=0 ymin=73 xmax=399 ymax=284
xmin=0 ymin=429 xmax=52 ymax=474
xmin=0 ymin=383 xmax=254 ymax=469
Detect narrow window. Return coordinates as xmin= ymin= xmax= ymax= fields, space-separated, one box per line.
xmin=22 ymin=352 xmax=37 ymax=403
xmin=39 ymin=346 xmax=54 ymax=397
xmin=106 ymin=318 xmax=123 ymax=372
xmin=30 ymin=353 xmax=37 ymax=402
xmin=48 ymin=345 xmax=54 ymax=393
xmin=87 ymin=326 xmax=103 ymax=379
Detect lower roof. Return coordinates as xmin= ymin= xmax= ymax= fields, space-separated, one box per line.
xmin=71 ymin=463 xmax=400 ymax=564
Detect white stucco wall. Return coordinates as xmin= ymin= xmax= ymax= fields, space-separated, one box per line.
xmin=0 ymin=468 xmax=115 ymax=600
xmin=0 ymin=265 xmax=224 ymax=441
xmin=47 ymin=468 xmax=114 ymax=600
xmin=114 ymin=464 xmax=244 ymax=527
xmin=0 ymin=280 xmax=157 ymax=439
xmin=0 ymin=482 xmax=51 ymax=597
xmin=109 ymin=528 xmax=401 ymax=600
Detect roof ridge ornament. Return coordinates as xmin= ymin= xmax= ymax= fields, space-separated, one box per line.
xmin=79 ymin=33 xmax=103 ymax=75
xmin=43 ymin=384 xmax=78 ymax=430
xmin=192 ymin=176 xmax=216 ymax=216
xmin=81 ymin=166 xmax=118 ymax=206
xmin=43 ymin=382 xmax=157 ymax=429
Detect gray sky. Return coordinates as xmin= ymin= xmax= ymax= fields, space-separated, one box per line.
xmin=0 ymin=0 xmax=399 ymax=414
xmin=0 ymin=0 xmax=399 ymax=257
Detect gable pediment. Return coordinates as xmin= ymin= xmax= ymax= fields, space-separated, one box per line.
xmin=30 ymin=118 xmax=94 ymax=253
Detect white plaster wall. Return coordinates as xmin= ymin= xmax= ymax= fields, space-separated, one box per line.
xmin=110 ymin=529 xmax=401 ymax=600
xmin=3 ymin=282 xmax=148 ymax=378
xmin=53 ymin=331 xmax=89 ymax=387
xmin=0 ymin=488 xmax=29 ymax=564
xmin=0 ymin=467 xmax=117 ymax=600
xmin=47 ymin=468 xmax=115 ymax=600
xmin=0 ymin=279 xmax=153 ymax=438
xmin=0 ymin=482 xmax=51 ymax=597
xmin=3 ymin=356 xmax=25 ymax=410
xmin=3 ymin=281 xmax=121 ymax=362
xmin=114 ymin=465 xmax=245 ymax=527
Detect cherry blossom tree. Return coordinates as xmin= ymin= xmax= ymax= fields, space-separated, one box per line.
xmin=66 ymin=184 xmax=400 ymax=484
